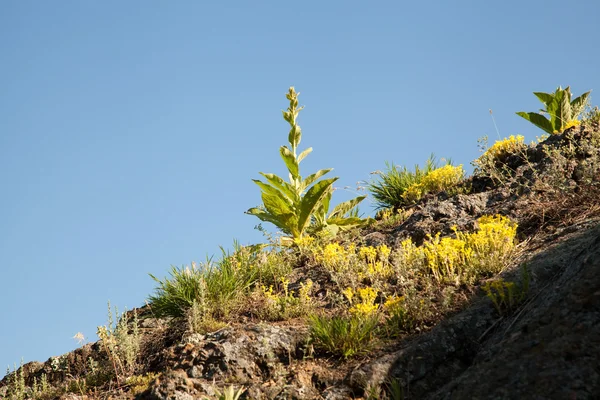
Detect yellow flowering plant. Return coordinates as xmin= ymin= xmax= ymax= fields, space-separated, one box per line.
xmin=399 ymin=215 xmax=517 ymax=284
xmin=403 ymin=164 xmax=465 ymax=204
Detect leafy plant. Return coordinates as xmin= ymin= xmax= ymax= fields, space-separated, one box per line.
xmin=368 ymin=155 xmax=449 ymax=210
xmin=309 ymin=313 xmax=379 ymax=358
xmin=96 ymin=302 xmax=140 ymax=385
xmin=483 ymin=264 xmax=530 ymax=315
xmin=148 ymin=241 xmax=259 ymax=319
xmin=246 ymin=87 xmax=366 ymax=241
xmin=148 ymin=263 xmax=208 ymax=318
xmin=517 ymin=86 xmax=590 ymax=134
xmin=210 ymin=385 xmax=246 ymax=400
xmin=402 ymin=164 xmax=465 ymax=203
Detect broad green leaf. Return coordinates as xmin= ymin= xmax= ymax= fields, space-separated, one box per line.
xmin=262 ymin=191 xmax=293 ymax=217
xmin=571 ymin=91 xmax=591 ymax=117
xmin=534 ymin=92 xmax=554 ymax=105
xmin=516 ymin=112 xmax=554 ymax=134
xmin=302 ymin=168 xmax=333 ymax=192
xmin=260 ymin=173 xmax=300 ymax=203
xmin=280 ymin=146 xmax=299 ymax=178
xmin=297 ymin=177 xmax=338 ymax=234
xmin=329 ymin=195 xmax=366 ymax=219
xmin=252 ymin=179 xmax=293 ymax=206
xmin=327 ymin=216 xmax=367 ymax=227
xmin=246 ymin=207 xmax=293 ymax=234
xmin=555 ymin=89 xmax=570 ymax=130
xmin=297 ymin=147 xmax=313 ymax=163
xmin=313 ymin=190 xmax=332 ymax=226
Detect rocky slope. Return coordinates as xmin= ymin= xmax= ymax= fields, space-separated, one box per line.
xmin=2 ymin=122 xmax=600 ymax=399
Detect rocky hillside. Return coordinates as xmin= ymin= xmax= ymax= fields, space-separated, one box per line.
xmin=2 ymin=119 xmax=599 ymax=399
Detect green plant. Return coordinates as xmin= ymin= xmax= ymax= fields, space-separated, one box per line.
xmin=368 ymin=155 xmax=450 ymax=210
xmin=253 ymin=277 xmax=315 ymax=321
xmin=148 ymin=262 xmax=208 ymax=318
xmin=210 ymin=385 xmax=246 ymax=400
xmin=399 ymin=215 xmax=517 ymax=285
xmin=365 ymin=377 xmax=404 ymax=400
xmin=517 ymin=86 xmax=590 ymax=134
xmin=309 ymin=313 xmax=379 ymax=358
xmin=126 ymin=373 xmax=159 ymax=396
xmin=246 ymin=87 xmax=366 ymax=241
xmin=483 ymin=264 xmax=530 ymax=315
xmin=402 ymin=164 xmax=465 ymax=203
xmin=4 ymin=360 xmax=26 ymax=400
xmin=148 ymin=241 xmax=259 ymax=319
xmin=96 ymin=302 xmax=140 ymax=385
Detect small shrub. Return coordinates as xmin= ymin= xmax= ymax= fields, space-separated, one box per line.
xmin=309 ymin=313 xmax=379 ymax=358
xmin=344 ymin=286 xmax=379 ymax=317
xmin=368 ymin=155 xmax=443 ymax=210
xmin=398 ymin=215 xmax=517 ymax=284
xmin=148 ymin=262 xmax=208 ymax=318
xmin=472 ymin=135 xmax=529 ymax=185
xmin=4 ymin=360 xmax=26 ymax=400
xmin=316 ymin=242 xmax=394 ymax=290
xmin=402 ymin=164 xmax=465 ymax=203
xmin=96 ymin=302 xmax=140 ymax=384
xmin=126 ymin=373 xmax=159 ymax=396
xmin=251 ymin=278 xmax=315 ymax=321
xmin=148 ymin=241 xmax=260 ymax=319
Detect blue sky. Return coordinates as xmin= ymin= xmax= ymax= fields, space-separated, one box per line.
xmin=1 ymin=0 xmax=599 ymax=375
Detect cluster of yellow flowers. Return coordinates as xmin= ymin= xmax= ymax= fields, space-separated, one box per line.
xmin=556 ymin=119 xmax=581 ymax=134
xmin=481 ymin=135 xmax=526 ymax=162
xmin=260 ymin=277 xmax=314 ymax=319
xmin=318 ymin=243 xmax=393 ymax=280
xmin=403 ymin=164 xmax=465 ymax=203
xmin=344 ymin=286 xmax=379 ymax=317
xmin=382 ymin=294 xmax=404 ymax=313
xmin=400 ymin=215 xmax=517 ymax=284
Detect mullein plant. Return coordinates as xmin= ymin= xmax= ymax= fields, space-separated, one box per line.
xmin=247 ymin=87 xmax=366 ymax=242
xmin=517 ymin=86 xmax=591 ymax=134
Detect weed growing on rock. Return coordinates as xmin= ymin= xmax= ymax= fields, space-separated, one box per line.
xmin=309 ymin=313 xmax=379 ymax=358
xmin=368 ymin=155 xmax=445 ymax=210
xmin=483 ymin=264 xmax=530 ymax=316
xmin=403 ymin=164 xmax=466 ymax=203
xmin=247 ymin=87 xmax=366 ymax=241
xmin=96 ymin=302 xmax=140 ymax=385
xmin=251 ymin=277 xmax=315 ymax=321
xmin=399 ymin=215 xmax=517 ymax=284
xmin=517 ymin=86 xmax=590 ymax=134
xmin=210 ymin=384 xmax=246 ymax=400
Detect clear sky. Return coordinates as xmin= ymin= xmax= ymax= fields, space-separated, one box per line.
xmin=2 ymin=0 xmax=599 ymax=376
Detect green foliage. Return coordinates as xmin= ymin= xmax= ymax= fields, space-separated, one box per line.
xmin=96 ymin=302 xmax=140 ymax=384
xmin=368 ymin=155 xmax=450 ymax=210
xmin=402 ymin=164 xmax=465 ymax=203
xmin=517 ymin=86 xmax=590 ymax=134
xmin=400 ymin=215 xmax=518 ymax=285
xmin=148 ymin=241 xmax=259 ymax=319
xmin=309 ymin=313 xmax=379 ymax=358
xmin=4 ymin=360 xmax=26 ymax=400
xmin=209 ymin=385 xmax=246 ymax=400
xmin=246 ymin=87 xmax=366 ymax=240
xmin=483 ymin=264 xmax=530 ymax=315
xmin=148 ymin=263 xmax=208 ymax=318
xmin=252 ymin=278 xmax=315 ymax=321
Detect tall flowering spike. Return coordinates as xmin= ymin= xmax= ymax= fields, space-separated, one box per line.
xmin=285 ymin=87 xmax=303 ymax=152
